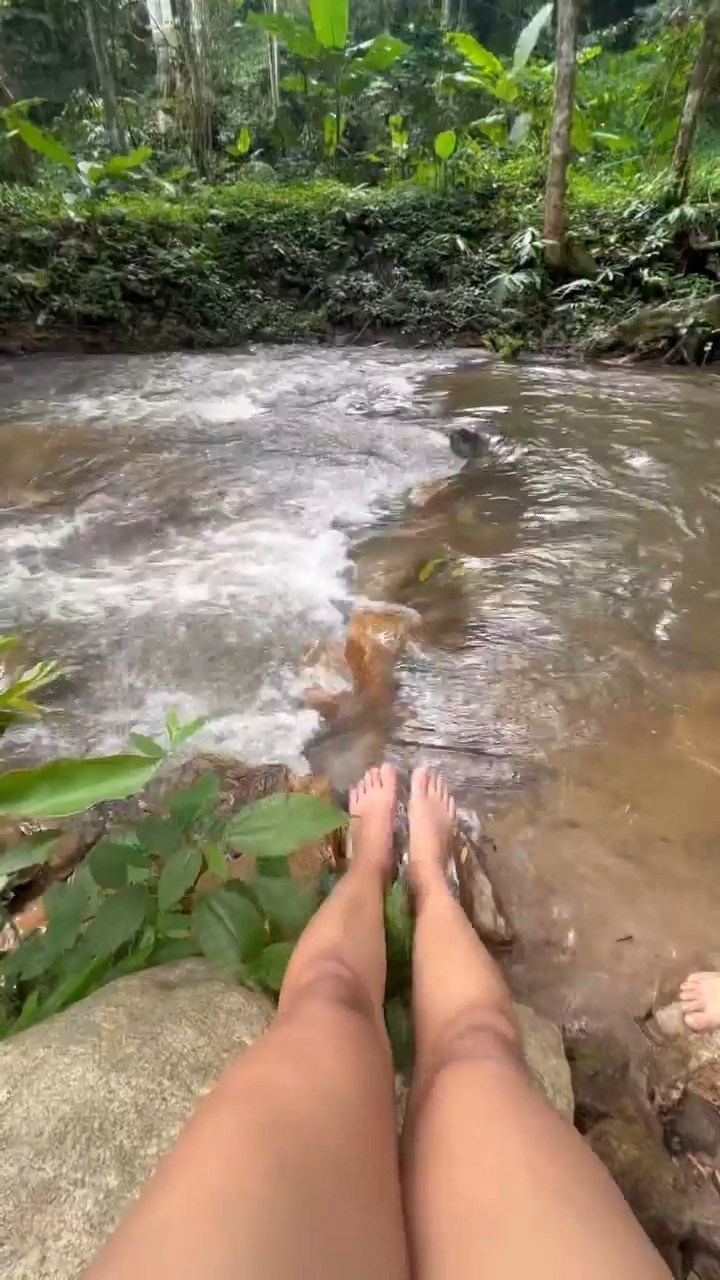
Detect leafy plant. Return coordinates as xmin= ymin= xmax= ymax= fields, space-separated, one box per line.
xmin=0 ymin=636 xmax=66 ymax=737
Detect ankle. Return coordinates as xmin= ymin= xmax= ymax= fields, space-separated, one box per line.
xmin=408 ymin=864 xmax=448 ymax=908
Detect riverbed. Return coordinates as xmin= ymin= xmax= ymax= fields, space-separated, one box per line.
xmin=2 ymin=347 xmax=720 ymax=1035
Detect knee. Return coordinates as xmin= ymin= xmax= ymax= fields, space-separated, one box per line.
xmin=280 ymin=954 xmax=378 ymax=1027
xmin=431 ymin=1005 xmax=522 ymax=1076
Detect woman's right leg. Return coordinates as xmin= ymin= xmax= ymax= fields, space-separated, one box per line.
xmin=402 ymin=768 xmax=670 ymax=1280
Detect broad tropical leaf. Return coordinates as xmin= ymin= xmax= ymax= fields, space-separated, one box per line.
xmin=434 ymin=129 xmax=457 ymax=160
xmin=128 ymin=732 xmax=165 ymax=759
xmin=309 ymin=0 xmax=348 ymax=49
xmin=101 ymin=146 xmax=152 ymax=175
xmin=0 ymin=754 xmax=161 ymax=818
xmin=225 ymin=793 xmax=347 ymax=859
xmin=513 ymin=2 xmax=553 ymax=72
xmin=447 ymin=32 xmax=503 ymax=75
xmin=6 ymin=114 xmax=74 ymax=168
xmin=509 ymin=112 xmax=532 ymax=147
xmin=355 ymin=33 xmax=408 ymax=70
xmin=246 ymin=11 xmax=322 ymax=58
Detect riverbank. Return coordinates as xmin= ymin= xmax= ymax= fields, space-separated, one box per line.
xmin=1 ymin=179 xmax=718 ymax=361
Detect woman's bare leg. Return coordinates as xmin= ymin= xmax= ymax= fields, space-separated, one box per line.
xmin=402 ymin=767 xmax=670 ymax=1280
xmin=87 ymin=764 xmax=408 ymax=1280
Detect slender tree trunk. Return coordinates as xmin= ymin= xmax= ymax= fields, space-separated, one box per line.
xmin=266 ymin=0 xmax=280 ymax=116
xmin=543 ymin=0 xmax=578 ymax=267
xmin=83 ymin=0 xmax=127 ymax=153
xmin=670 ymin=0 xmax=720 ymax=203
xmin=441 ymin=0 xmax=452 ymax=29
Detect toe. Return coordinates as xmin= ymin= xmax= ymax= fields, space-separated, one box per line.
xmin=684 ymin=1010 xmax=715 ymax=1033
xmin=379 ymin=762 xmax=396 ymax=792
xmin=412 ymin=766 xmax=429 ymax=798
xmin=681 ymin=995 xmax=706 ymax=1013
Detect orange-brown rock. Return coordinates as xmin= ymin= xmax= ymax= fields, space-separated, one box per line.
xmin=344 ymin=606 xmax=418 ymax=703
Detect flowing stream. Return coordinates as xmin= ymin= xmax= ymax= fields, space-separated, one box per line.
xmin=2 ymin=347 xmax=720 ymax=1032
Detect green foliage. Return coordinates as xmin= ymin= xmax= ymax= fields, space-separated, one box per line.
xmin=0 ymin=636 xmax=66 ymax=737
xmin=0 ymin=768 xmax=351 ymax=1037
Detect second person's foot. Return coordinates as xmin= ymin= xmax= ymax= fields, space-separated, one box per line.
xmin=680 ymin=971 xmax=720 ymax=1033
xmin=407 ymin=766 xmax=455 ymax=896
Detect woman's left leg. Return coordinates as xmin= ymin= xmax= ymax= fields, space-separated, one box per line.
xmin=86 ymin=764 xmax=408 ymax=1280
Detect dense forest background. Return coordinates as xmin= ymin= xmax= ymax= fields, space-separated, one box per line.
xmin=0 ymin=0 xmax=718 ymax=356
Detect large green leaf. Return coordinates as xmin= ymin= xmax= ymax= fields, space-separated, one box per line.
xmin=246 ymin=11 xmax=322 ymax=58
xmin=447 ymin=31 xmax=503 ymax=76
xmin=354 ymin=33 xmax=408 ymax=70
xmin=247 ymin=941 xmax=294 ymax=993
xmin=7 ymin=114 xmax=74 ymax=168
xmin=225 ymin=793 xmax=347 ymax=859
xmin=43 ymin=878 xmax=92 ymax=956
xmin=0 ymin=829 xmax=61 ymax=891
xmin=88 ymin=838 xmax=152 ymax=890
xmin=101 ymin=146 xmax=152 ymax=176
xmin=0 ymin=755 xmax=161 ymax=818
xmin=252 ymin=875 xmax=317 ymax=941
xmin=84 ymin=885 xmax=150 ymax=957
xmin=434 ymin=129 xmax=457 ymax=161
xmin=192 ymin=886 xmax=265 ymax=970
xmin=167 ymin=773 xmax=219 ymax=831
xmin=513 ymin=2 xmax=553 ymax=72
xmin=157 ymin=846 xmax=202 ymax=911
xmin=134 ymin=816 xmax=184 ymax=857
xmin=309 ymin=0 xmax=348 ymax=49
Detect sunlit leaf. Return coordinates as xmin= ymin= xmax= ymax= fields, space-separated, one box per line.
xmin=6 ymin=114 xmax=74 ymax=168
xmin=225 ymin=793 xmax=347 ymax=859
xmin=446 ymin=31 xmax=503 ymax=75
xmin=309 ymin=0 xmax=348 ymax=49
xmin=235 ymin=126 xmax=251 ymax=155
xmin=570 ymin=110 xmax=592 ymax=152
xmin=101 ymin=146 xmax=152 ymax=176
xmin=0 ymin=755 xmax=161 ymax=818
xmin=433 ymin=129 xmax=457 ymax=161
xmin=513 ymin=2 xmax=553 ymax=72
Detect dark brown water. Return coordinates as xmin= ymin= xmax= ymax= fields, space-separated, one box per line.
xmin=2 ymin=348 xmax=720 ymax=1031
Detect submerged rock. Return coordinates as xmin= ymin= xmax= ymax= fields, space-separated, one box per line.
xmin=0 ymin=960 xmax=572 ymax=1279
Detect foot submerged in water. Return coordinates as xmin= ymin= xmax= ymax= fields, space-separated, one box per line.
xmin=407 ymin=766 xmax=456 ymax=896
xmin=680 ymin=971 xmax=720 ymax=1033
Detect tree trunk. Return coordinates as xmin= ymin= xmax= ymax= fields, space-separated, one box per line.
xmin=543 ymin=0 xmax=578 ymax=268
xmin=266 ymin=0 xmax=280 ymax=117
xmin=83 ymin=0 xmax=127 ymax=153
xmin=175 ymin=0 xmax=213 ymax=173
xmin=146 ymin=0 xmax=174 ymax=96
xmin=670 ymin=0 xmax=720 ymax=204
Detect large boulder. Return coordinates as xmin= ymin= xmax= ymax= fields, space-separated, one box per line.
xmin=0 ymin=962 xmax=274 ymax=1279
xmin=0 ymin=960 xmax=573 ymax=1279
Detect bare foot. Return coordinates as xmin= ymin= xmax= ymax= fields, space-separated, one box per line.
xmin=407 ymin=766 xmax=456 ymax=895
xmin=680 ymin=972 xmax=720 ymax=1033
xmin=348 ymin=764 xmax=397 ymax=877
